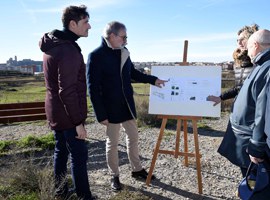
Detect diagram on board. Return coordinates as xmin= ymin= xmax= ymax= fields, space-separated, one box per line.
xmin=151 ymin=77 xmax=219 ymax=102
xmin=148 ymin=66 xmax=221 ymax=117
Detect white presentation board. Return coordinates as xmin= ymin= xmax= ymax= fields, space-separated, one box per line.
xmin=149 ymin=66 xmax=221 ymax=117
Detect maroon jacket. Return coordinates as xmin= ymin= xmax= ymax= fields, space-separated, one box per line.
xmin=39 ymin=30 xmax=87 ymax=130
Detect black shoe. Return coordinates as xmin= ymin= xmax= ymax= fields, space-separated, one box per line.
xmin=131 ymin=168 xmax=156 ymax=180
xmin=111 ymin=176 xmax=122 ymax=191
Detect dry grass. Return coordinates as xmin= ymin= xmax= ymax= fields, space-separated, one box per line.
xmin=109 ymin=188 xmax=153 ymax=200
xmin=134 ymin=96 xmax=161 ymax=127
xmin=0 ymin=151 xmax=152 ymax=200
xmin=0 ymin=153 xmax=55 ymax=200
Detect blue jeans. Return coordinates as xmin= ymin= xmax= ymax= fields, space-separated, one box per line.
xmin=54 ymin=127 xmax=92 ymax=200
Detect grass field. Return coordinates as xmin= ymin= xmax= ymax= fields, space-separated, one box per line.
xmin=0 ymin=74 xmax=234 ymax=112
xmin=0 ymin=85 xmax=46 ymax=104
xmin=0 ymin=77 xmax=152 ymax=104
xmin=0 ymin=77 xmax=46 ymax=103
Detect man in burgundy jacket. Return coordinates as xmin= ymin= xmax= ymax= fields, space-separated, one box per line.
xmin=39 ymin=5 xmax=95 ymax=200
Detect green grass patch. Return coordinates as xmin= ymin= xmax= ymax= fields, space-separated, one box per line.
xmin=197 ymin=122 xmax=211 ymax=129
xmin=163 ymin=130 xmax=176 ymax=141
xmin=6 ymin=192 xmax=39 ymax=200
xmin=0 ymin=85 xmax=45 ymax=104
xmin=163 ymin=130 xmax=175 ymax=137
xmin=0 ymin=140 xmax=13 ymax=153
xmin=0 ymin=78 xmax=46 ymax=103
xmin=0 ymin=133 xmax=55 ymax=155
xmin=18 ymin=133 xmax=55 ymax=149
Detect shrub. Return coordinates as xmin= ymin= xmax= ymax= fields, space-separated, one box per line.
xmin=134 ymin=96 xmax=161 ymax=127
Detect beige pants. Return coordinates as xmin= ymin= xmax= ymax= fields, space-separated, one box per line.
xmin=106 ymin=119 xmax=142 ymax=177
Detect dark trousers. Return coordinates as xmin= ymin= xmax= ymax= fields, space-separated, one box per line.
xmin=54 ymin=128 xmax=92 ymax=200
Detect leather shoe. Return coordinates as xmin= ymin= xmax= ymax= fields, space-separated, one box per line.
xmin=111 ymin=176 xmax=122 ymax=191
xmin=131 ymin=168 xmax=156 ymax=180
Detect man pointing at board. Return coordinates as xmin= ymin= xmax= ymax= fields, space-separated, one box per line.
xmin=86 ymin=21 xmax=166 ymax=191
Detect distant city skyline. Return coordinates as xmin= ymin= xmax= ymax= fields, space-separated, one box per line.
xmin=1 ymin=53 xmax=233 ymax=76
xmin=2 ymin=55 xmax=232 ymax=65
xmin=0 ymin=0 xmax=269 ymax=64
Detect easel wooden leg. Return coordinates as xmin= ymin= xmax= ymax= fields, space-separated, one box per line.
xmin=146 ymin=118 xmax=167 ymax=186
xmin=192 ymin=119 xmax=203 ymax=194
xmin=146 ymin=116 xmax=203 ymax=194
xmin=175 ymin=119 xmax=181 ymax=158
xmin=183 ymin=120 xmax=188 ymax=166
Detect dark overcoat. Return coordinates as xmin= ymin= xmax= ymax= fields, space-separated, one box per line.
xmin=218 ymin=49 xmax=270 ymax=168
xmin=86 ymin=38 xmax=157 ymax=123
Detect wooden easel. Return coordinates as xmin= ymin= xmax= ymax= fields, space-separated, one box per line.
xmin=145 ymin=40 xmax=203 ymax=194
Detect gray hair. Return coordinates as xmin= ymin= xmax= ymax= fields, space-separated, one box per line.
xmin=250 ymin=29 xmax=270 ymax=48
xmin=102 ymin=21 xmax=126 ymax=39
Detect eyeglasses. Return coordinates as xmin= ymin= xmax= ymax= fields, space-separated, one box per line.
xmin=117 ymin=34 xmax=128 ymax=40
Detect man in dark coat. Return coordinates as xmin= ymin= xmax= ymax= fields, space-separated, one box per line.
xmin=207 ymin=24 xmax=259 ymax=177
xmin=232 ymin=29 xmax=270 ymax=199
xmin=39 ymin=5 xmax=95 ymax=200
xmin=86 ymin=21 xmax=166 ymax=191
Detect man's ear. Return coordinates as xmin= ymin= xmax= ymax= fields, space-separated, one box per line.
xmin=254 ymin=41 xmax=260 ymax=50
xmin=69 ymin=20 xmax=77 ymax=29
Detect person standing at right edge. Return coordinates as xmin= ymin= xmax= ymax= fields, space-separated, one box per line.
xmin=239 ymin=29 xmax=270 ymax=200
xmin=39 ymin=5 xmax=95 ymax=200
xmin=207 ymin=24 xmax=259 ymax=177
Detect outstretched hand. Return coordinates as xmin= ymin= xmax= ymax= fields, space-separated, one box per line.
xmin=155 ymin=79 xmax=167 ymax=88
xmin=207 ymin=95 xmax=221 ymax=106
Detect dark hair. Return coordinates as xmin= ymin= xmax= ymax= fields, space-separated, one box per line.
xmin=62 ymin=5 xmax=89 ymax=29
xmin=238 ymin=24 xmax=259 ymax=38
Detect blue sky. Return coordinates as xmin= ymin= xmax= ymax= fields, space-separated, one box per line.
xmin=0 ymin=0 xmax=269 ymax=64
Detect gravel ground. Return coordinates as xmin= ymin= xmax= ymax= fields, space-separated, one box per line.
xmin=0 ymin=113 xmax=242 ymax=200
